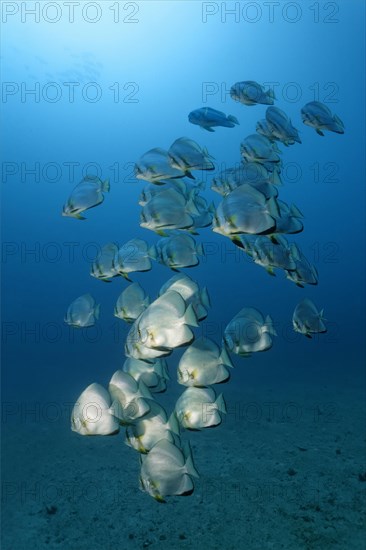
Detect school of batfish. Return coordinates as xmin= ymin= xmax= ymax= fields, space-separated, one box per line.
xmin=63 ymin=80 xmax=343 ymax=502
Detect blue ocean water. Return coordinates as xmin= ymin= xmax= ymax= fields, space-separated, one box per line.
xmin=1 ymin=2 xmax=365 ymax=549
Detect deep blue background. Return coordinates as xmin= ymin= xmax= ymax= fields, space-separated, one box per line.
xmin=1 ymin=1 xmax=365 ymax=409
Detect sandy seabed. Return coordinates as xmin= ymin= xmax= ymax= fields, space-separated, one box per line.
xmin=2 ymin=382 xmax=366 ymax=550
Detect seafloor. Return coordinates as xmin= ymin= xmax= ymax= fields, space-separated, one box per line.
xmin=2 ymin=375 xmax=365 ymax=550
